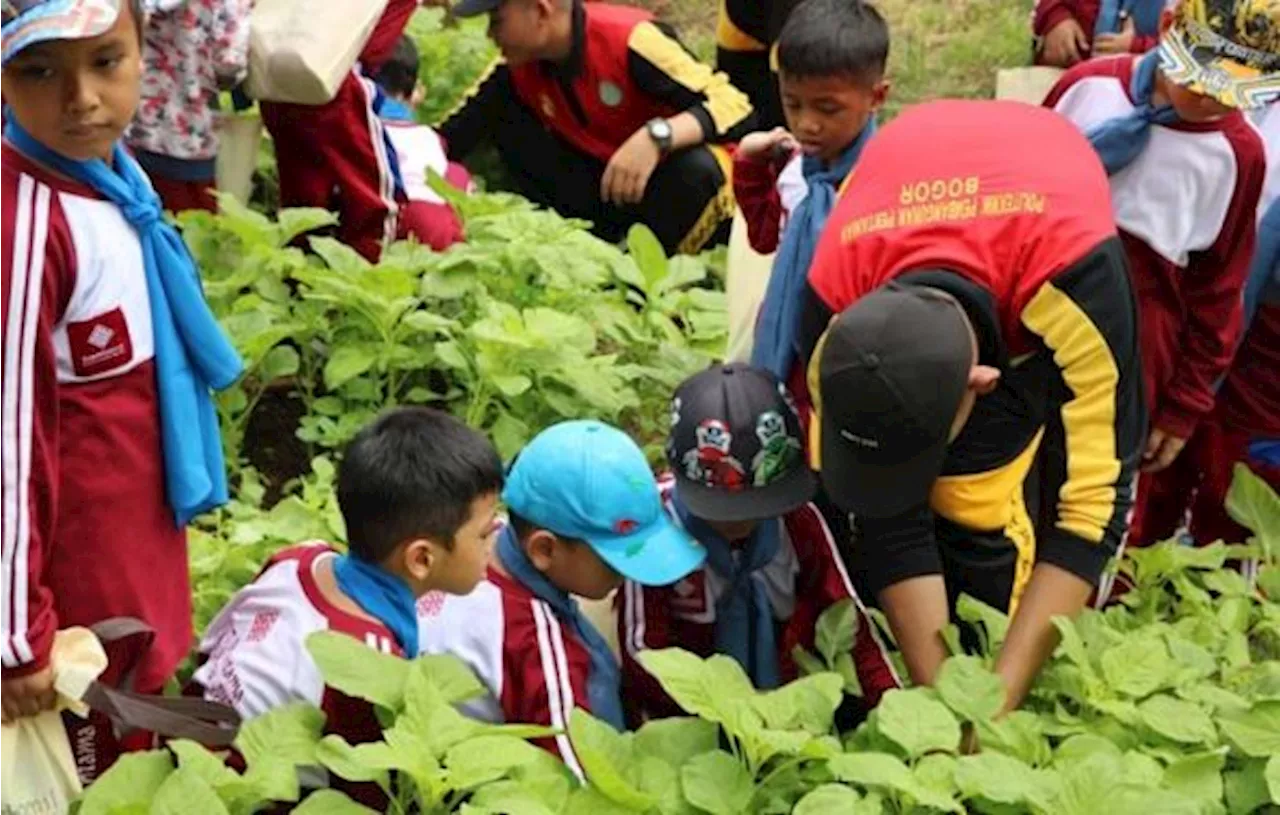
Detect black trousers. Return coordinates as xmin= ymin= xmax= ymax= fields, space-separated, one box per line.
xmin=492 ymin=100 xmax=732 ymax=254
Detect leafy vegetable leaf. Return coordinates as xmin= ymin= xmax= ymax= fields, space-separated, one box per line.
xmin=568 ymin=708 xmax=654 ymax=810
xmin=77 ymin=750 xmax=174 ymax=815
xmin=635 ymin=649 xmax=755 ymax=724
xmin=307 ymin=631 xmax=408 ymax=710
xmin=937 ymin=656 xmax=1006 ymax=722
xmin=875 ymin=688 xmax=962 ymax=757
xmin=793 ymin=784 xmax=862 ymax=814
xmin=1162 ymin=751 xmax=1226 ymax=807
xmin=680 ymin=751 xmax=754 ymax=815
xmin=1138 ymin=695 xmax=1218 ymax=744
xmin=633 ymin=717 xmax=719 ymax=769
xmin=149 ymin=766 xmax=229 ymax=815
xmin=291 ymin=789 xmax=381 ymax=814
xmin=815 ymin=600 xmax=858 ymax=666
xmin=1218 ymin=702 xmax=1280 ymax=757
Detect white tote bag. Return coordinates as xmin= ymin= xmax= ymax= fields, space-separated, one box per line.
xmin=245 ymin=0 xmax=390 ymax=105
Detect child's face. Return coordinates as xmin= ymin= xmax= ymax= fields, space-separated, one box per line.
xmin=780 ymin=72 xmax=888 ymax=164
xmin=530 ymin=532 xmax=623 ymax=600
xmin=412 ymin=492 xmax=501 ymax=596
xmin=0 ymin=2 xmax=142 ymax=162
xmin=1162 ymin=79 xmax=1235 ymax=123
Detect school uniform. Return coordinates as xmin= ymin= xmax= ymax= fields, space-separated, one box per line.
xmin=379 ymin=103 xmax=471 ymax=251
xmin=619 ymin=475 xmax=900 ymax=726
xmin=258 ymin=0 xmax=422 ymax=261
xmin=799 ymin=100 xmax=1145 ymax=611
xmin=440 ymin=1 xmax=756 ymax=255
xmin=416 ymin=563 xmax=598 ymax=779
xmin=1 ymin=143 xmax=190 ymax=694
xmin=191 ymin=543 xmax=402 ymax=808
xmin=1045 ymin=56 xmax=1267 ymax=548
xmin=1032 ymin=0 xmax=1162 ymax=65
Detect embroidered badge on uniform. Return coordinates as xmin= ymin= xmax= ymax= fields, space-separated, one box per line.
xmin=598 ymin=80 xmax=623 ymax=107
xmin=417 ymin=590 xmax=447 ymax=618
xmin=67 ymin=307 xmax=133 ymax=378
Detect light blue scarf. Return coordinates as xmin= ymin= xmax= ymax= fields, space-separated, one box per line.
xmin=1085 ymin=50 xmax=1180 ymax=176
xmin=5 ymin=122 xmax=241 ymax=525
xmin=496 ymin=525 xmax=625 ymax=730
xmin=1093 ymin=0 xmax=1164 ymax=39
xmin=751 ymin=120 xmax=876 ymax=380
xmin=672 ymin=493 xmax=782 ymax=690
xmin=332 ymin=554 xmax=420 ymax=658
xmin=1244 ymin=199 xmax=1280 ymax=325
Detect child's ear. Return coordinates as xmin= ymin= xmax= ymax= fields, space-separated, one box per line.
xmin=401 ymin=538 xmax=439 ymax=582
xmin=411 ymin=81 xmax=427 ymax=108
xmin=1158 ymin=7 xmax=1175 ymax=36
xmin=526 ymin=530 xmax=558 ymax=572
xmin=871 ymin=78 xmax=891 ymax=111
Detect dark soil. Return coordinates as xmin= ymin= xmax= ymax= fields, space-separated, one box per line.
xmin=242 ymin=388 xmax=310 ymax=503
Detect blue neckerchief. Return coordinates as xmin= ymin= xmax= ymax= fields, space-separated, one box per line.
xmin=1249 ymin=439 xmax=1280 ymax=468
xmin=4 ymin=121 xmax=241 ymax=525
xmin=671 ymin=492 xmax=782 ymax=689
xmin=751 ymin=119 xmax=876 ymax=380
xmin=378 ymin=95 xmax=417 ymax=123
xmin=1093 ymin=0 xmax=1164 ymax=39
xmin=332 ymin=555 xmax=420 ymax=658
xmin=496 ymin=525 xmax=625 ymax=730
xmin=1085 ymin=51 xmax=1180 ymax=176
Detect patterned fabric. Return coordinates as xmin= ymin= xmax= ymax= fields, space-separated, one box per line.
xmin=1 ymin=0 xmax=119 ymax=65
xmin=124 ymin=0 xmax=250 ymax=162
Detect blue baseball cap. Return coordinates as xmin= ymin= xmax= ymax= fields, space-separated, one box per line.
xmin=503 ymin=420 xmax=706 ymax=587
xmin=2 ymin=0 xmax=123 ymax=66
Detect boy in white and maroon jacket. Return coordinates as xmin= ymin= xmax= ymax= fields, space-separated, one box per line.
xmin=191 ymin=407 xmax=503 ymax=806
xmin=2 ymin=0 xmax=241 ymax=727
xmin=1044 ymin=0 xmax=1272 ymax=554
xmin=619 ymin=364 xmax=901 ymax=728
xmin=417 ymin=420 xmax=706 ymax=777
xmin=374 ymin=36 xmax=472 ymax=252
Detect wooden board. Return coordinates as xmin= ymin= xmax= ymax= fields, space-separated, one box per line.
xmin=995 ymin=66 xmax=1066 ymax=106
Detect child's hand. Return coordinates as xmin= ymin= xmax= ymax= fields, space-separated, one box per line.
xmin=737 ymin=127 xmax=798 ymax=164
xmin=1142 ymin=427 xmax=1188 ymax=472
xmin=1093 ymin=15 xmax=1136 ymax=55
xmin=1 ymin=666 xmax=56 ymax=723
xmin=1041 ymin=18 xmax=1089 ymax=67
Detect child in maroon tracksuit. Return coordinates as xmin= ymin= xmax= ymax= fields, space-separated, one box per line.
xmin=1032 ymin=0 xmax=1162 ymax=68
xmin=259 ymin=0 xmax=422 ymax=261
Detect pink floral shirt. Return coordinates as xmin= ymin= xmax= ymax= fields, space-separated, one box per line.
xmin=125 ymin=0 xmax=251 ymax=162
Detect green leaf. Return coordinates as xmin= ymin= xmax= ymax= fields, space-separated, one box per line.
xmin=752 ymin=672 xmax=844 ymax=734
xmin=564 ymin=786 xmax=642 ymax=815
xmin=568 ymin=708 xmax=654 ymax=810
xmin=914 ymin=753 xmax=958 ymax=795
xmin=445 ymin=735 xmax=545 ymax=790
xmin=875 ymin=688 xmax=962 ymax=757
xmin=410 ymin=653 xmax=487 ymax=704
xmin=1225 ymin=760 xmax=1271 ymax=815
xmin=467 ymin=782 xmax=561 ymax=815
xmin=1225 ymin=462 xmax=1280 ymax=553
xmin=168 ymin=740 xmax=262 ymax=812
xmin=974 ymin=711 xmax=1050 ymax=767
xmin=149 ymin=767 xmax=229 ymax=815
xmin=307 ymin=630 xmax=408 ymax=710
xmin=954 ymin=752 xmax=1042 ymax=806
xmin=1163 ymin=752 xmax=1226 ymax=807
xmin=1266 ymin=755 xmax=1280 ymax=805
xmin=635 ymin=649 xmax=755 ymax=725
xmin=315 ymin=735 xmax=393 ymax=785
xmin=323 ymin=345 xmax=378 ymax=390
xmin=937 ymin=656 xmax=1006 ymax=722
xmin=309 ymin=237 xmax=372 ymax=275
xmin=1218 ymin=702 xmax=1280 ymax=757
xmin=489 ymin=410 xmax=532 ymax=462
xmin=233 ymin=702 xmax=325 ymax=771
xmin=1138 ymin=695 xmax=1218 ymax=744
xmin=828 ymin=753 xmax=963 ymax=813
xmin=626 ymin=224 xmax=668 ymax=292
xmin=633 ymin=717 xmax=719 ymax=768
xmin=680 ymin=751 xmax=754 ymax=815
xmin=956 ymin=594 xmax=1010 ymax=653
xmin=259 ymin=345 xmax=300 ymax=380
xmin=815 ymin=599 xmax=857 ymax=666
xmin=794 ymin=784 xmax=862 ymax=814
xmin=292 ymin=789 xmax=380 ymax=814
xmin=1100 ymin=635 xmax=1171 ymax=697
xmin=491 ymin=373 xmax=533 ymax=397
xmin=78 ymin=750 xmax=174 ymax=815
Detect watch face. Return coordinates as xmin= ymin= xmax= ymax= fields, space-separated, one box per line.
xmin=651 ymin=120 xmax=672 ymax=139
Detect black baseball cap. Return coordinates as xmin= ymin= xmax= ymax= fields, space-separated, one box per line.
xmin=452 ymin=0 xmax=503 ymax=17
xmin=811 ymin=283 xmax=973 ymax=519
xmin=666 ymin=363 xmax=817 ymax=523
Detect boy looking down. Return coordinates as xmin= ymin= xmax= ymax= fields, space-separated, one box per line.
xmin=734 ymin=0 xmax=889 ymax=403
xmin=1045 ymin=0 xmax=1273 ymax=552
xmin=192 ymin=407 xmax=503 ymax=804
xmin=619 ymin=364 xmax=901 ymax=727
xmin=2 ymin=0 xmax=241 ymax=721
xmin=417 ymin=420 xmax=705 ymax=775
xmin=439 ymin=0 xmax=756 ymax=255
xmin=798 ymin=100 xmax=1145 ymax=712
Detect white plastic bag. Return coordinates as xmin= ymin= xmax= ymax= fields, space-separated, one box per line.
xmin=1 ymin=629 xmax=108 ymax=815
xmin=245 ymin=0 xmax=390 ymax=105
xmin=215 ymin=112 xmax=263 ymax=205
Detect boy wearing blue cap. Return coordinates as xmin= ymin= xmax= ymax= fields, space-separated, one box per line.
xmin=618 ymin=364 xmax=901 ymax=726
xmin=1 ymin=0 xmax=241 ymax=724
xmin=417 ymin=420 xmax=705 ymax=776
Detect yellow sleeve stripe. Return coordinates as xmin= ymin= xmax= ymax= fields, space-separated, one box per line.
xmin=628 ymin=22 xmax=754 ymax=134
xmin=1021 ymin=282 xmax=1121 ymax=545
xmin=806 ymin=327 xmax=832 ymax=472
xmin=716 ymin=0 xmax=767 ymax=51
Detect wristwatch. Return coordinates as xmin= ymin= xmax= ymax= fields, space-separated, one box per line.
xmin=646 ymin=118 xmax=674 ymax=154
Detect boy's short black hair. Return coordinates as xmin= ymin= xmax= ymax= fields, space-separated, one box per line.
xmin=506 ymin=511 xmax=586 ymax=548
xmin=776 ymin=0 xmax=889 ymax=85
xmin=376 ymin=36 xmax=420 ymax=100
xmin=338 ymin=406 xmax=503 ymax=563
